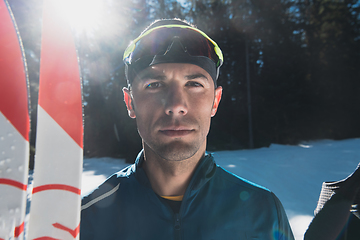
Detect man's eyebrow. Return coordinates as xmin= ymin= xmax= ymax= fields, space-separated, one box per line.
xmin=137 ymin=72 xmax=166 ymax=81
xmin=185 ymin=73 xmax=209 ymax=81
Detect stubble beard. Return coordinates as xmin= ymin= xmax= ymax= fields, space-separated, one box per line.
xmin=138 ymin=115 xmax=210 ymax=162
xmin=145 ymin=139 xmax=203 ymax=162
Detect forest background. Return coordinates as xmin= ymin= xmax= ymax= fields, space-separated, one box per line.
xmin=8 ymin=0 xmax=360 ymax=164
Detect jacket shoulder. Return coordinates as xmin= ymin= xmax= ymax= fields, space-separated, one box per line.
xmin=215 ymin=164 xmax=271 ymax=193
xmin=81 ymin=164 xmax=135 ymax=210
xmin=214 ymin=165 xmax=295 ymax=240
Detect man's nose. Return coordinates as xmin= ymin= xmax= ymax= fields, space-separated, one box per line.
xmin=164 ymin=86 xmax=188 ymax=116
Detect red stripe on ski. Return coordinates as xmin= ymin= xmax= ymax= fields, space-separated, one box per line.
xmin=38 ymin=0 xmax=83 ymax=148
xmin=53 ymin=222 xmax=80 ymax=238
xmin=33 ymin=237 xmax=60 ymax=240
xmin=14 ymin=222 xmax=24 ymax=237
xmin=0 ymin=178 xmax=27 ymax=190
xmin=0 ymin=0 xmax=29 ymax=141
xmin=32 ymin=184 xmax=81 ymax=195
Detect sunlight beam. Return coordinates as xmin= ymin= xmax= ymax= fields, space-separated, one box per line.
xmin=52 ymin=0 xmax=105 ymax=32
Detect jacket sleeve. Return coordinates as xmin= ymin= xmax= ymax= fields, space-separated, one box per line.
xmin=79 ymin=174 xmax=122 ymax=240
xmin=271 ymin=192 xmax=295 ymax=240
xmin=304 ymin=163 xmax=360 ymax=240
xmin=80 ymin=194 xmax=95 ymax=240
xmin=304 ymin=193 xmax=353 ymax=240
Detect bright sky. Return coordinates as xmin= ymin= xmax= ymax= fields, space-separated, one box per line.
xmin=52 ymin=0 xmax=105 ymax=32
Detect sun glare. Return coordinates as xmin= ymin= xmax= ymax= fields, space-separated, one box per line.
xmin=52 ymin=0 xmax=105 ymax=32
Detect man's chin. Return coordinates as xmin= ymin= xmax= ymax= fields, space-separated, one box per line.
xmin=153 ymin=141 xmax=201 ymax=161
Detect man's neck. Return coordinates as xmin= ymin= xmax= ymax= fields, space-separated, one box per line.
xmin=142 ymin=143 xmax=206 ymax=197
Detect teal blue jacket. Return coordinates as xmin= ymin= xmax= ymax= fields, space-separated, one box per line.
xmin=80 ymin=152 xmax=294 ymax=240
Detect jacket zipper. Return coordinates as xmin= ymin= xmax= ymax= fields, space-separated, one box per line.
xmin=174 ymin=213 xmax=181 ymax=240
xmin=172 ymin=155 xmax=211 ymax=239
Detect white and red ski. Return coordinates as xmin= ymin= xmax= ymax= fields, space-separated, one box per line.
xmin=0 ymin=0 xmax=30 ymax=239
xmin=27 ymin=0 xmax=83 ymax=239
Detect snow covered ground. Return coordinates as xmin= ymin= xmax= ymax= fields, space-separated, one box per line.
xmin=82 ymin=138 xmax=360 ymax=240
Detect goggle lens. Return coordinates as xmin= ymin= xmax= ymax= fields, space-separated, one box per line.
xmin=124 ymin=26 xmax=223 ymax=68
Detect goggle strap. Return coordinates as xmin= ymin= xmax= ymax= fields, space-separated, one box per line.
xmin=123 ymin=24 xmax=223 ymax=63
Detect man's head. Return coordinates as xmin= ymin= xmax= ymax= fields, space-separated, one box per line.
xmin=123 ymin=19 xmax=223 ymax=88
xmin=122 ymin=19 xmax=223 ymax=161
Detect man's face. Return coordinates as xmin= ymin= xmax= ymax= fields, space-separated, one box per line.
xmin=123 ymin=63 xmax=222 ymax=161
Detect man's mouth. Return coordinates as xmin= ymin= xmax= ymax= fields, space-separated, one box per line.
xmin=159 ymin=128 xmax=194 ymax=137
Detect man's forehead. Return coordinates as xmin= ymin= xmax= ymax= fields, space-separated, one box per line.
xmin=134 ymin=63 xmax=213 ymax=82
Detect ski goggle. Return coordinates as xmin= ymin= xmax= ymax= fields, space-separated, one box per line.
xmin=123 ymin=24 xmax=223 ymax=69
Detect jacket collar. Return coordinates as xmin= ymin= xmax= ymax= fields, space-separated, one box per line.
xmin=133 ymin=150 xmax=217 ymax=194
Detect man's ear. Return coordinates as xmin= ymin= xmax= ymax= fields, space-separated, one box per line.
xmin=211 ymin=86 xmax=222 ymax=117
xmin=123 ymin=87 xmax=136 ymax=118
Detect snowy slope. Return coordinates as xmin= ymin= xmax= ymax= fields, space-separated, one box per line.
xmin=81 ymin=138 xmax=360 ymax=240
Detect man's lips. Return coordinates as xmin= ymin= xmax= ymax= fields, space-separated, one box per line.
xmin=159 ymin=128 xmax=194 ymax=137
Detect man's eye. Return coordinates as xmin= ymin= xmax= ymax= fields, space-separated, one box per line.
xmin=146 ymin=82 xmax=162 ymax=89
xmin=186 ymin=81 xmax=203 ymax=87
